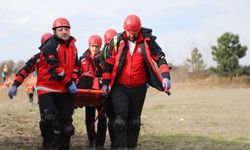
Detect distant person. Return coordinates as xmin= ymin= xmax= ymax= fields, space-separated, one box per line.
xmin=102 ymin=14 xmax=171 ymax=149
xmin=1 ymin=64 xmax=8 ymax=84
xmin=26 ymin=75 xmax=37 ymax=104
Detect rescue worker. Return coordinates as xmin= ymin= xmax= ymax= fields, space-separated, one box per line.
xmin=78 ymin=34 xmax=106 ymax=150
xmin=8 ymin=32 xmax=53 ymax=99
xmin=102 ymin=15 xmax=172 ymax=150
xmin=37 ymin=17 xmax=79 ymax=149
xmin=102 ymin=29 xmax=118 ymax=60
xmin=8 ymin=32 xmax=64 ymax=149
xmin=26 ymin=74 xmax=37 ymax=104
xmin=101 ymin=28 xmax=117 ymax=149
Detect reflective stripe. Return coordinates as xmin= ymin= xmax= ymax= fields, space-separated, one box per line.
xmin=36 ymin=86 xmax=62 ymax=92
xmin=114 ymin=35 xmax=118 ymax=53
xmin=83 ymin=72 xmax=92 ymax=75
xmin=82 ymin=72 xmax=95 ymax=77
xmin=104 ymin=46 xmax=108 ymax=60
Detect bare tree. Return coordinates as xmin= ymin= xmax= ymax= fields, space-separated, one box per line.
xmin=186 ymin=47 xmax=206 ymax=73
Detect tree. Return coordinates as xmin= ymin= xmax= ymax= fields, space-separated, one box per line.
xmin=13 ymin=60 xmax=25 ymax=74
xmin=242 ymin=65 xmax=250 ymax=76
xmin=211 ymin=32 xmax=247 ymax=78
xmin=186 ymin=47 xmax=206 ymax=73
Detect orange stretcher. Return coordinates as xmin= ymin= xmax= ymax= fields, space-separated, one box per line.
xmin=73 ymin=89 xmax=105 ymax=108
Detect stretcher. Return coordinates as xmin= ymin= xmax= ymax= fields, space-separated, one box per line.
xmin=73 ymin=89 xmax=105 ymax=107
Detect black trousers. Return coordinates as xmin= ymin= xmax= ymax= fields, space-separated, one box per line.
xmin=111 ymin=84 xmax=147 ymax=148
xmin=28 ymin=93 xmax=34 ymax=103
xmin=39 ymin=93 xmax=74 ymax=149
xmin=105 ymin=96 xmax=115 ymax=148
xmin=85 ymin=105 xmax=107 ymax=147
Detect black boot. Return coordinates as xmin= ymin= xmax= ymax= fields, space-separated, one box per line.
xmin=96 ymin=145 xmax=104 ymax=150
xmin=86 ymin=128 xmax=96 ymax=148
xmin=58 ymin=134 xmax=71 ymax=150
xmin=42 ymin=138 xmax=52 ymax=150
xmin=87 ymin=141 xmax=95 ymax=148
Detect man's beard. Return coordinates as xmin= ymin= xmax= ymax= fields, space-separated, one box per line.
xmin=62 ymin=34 xmax=70 ymax=41
xmin=128 ymin=35 xmax=137 ymax=42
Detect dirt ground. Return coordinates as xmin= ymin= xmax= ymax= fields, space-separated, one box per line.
xmin=1 ymin=84 xmax=250 ymax=149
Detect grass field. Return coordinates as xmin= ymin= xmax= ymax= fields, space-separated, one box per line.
xmin=1 ymin=83 xmax=250 ymax=150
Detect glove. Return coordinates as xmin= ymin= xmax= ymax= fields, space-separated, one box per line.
xmin=162 ymin=78 xmax=171 ymax=93
xmin=68 ymin=81 xmax=78 ymax=94
xmin=102 ymin=85 xmax=110 ymax=97
xmin=8 ymin=85 xmax=18 ymax=100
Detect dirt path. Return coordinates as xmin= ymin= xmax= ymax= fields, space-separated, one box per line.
xmin=1 ymin=86 xmax=250 ymax=149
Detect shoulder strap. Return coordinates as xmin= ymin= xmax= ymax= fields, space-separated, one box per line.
xmin=103 ymin=46 xmax=108 ymax=60
xmin=113 ymin=35 xmax=118 ymax=53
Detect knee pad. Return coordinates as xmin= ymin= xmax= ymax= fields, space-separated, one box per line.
xmin=99 ymin=112 xmax=107 ymax=119
xmin=108 ymin=118 xmax=115 ymax=128
xmin=61 ymin=124 xmax=75 ymax=137
xmin=40 ymin=111 xmax=55 ymax=137
xmin=114 ymin=116 xmax=126 ymax=131
xmin=98 ymin=113 xmax=107 ymax=124
xmin=40 ymin=110 xmax=55 ymax=126
xmin=128 ymin=118 xmax=141 ymax=129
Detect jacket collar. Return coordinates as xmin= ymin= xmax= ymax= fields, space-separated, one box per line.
xmin=122 ymin=31 xmax=144 ymax=44
xmin=82 ymin=49 xmax=100 ymax=59
xmin=54 ymin=35 xmax=76 ymax=46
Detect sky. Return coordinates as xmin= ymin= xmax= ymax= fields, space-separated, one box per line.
xmin=0 ymin=0 xmax=250 ymax=67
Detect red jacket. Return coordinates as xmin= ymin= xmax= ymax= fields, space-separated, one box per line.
xmin=117 ymin=33 xmax=148 ymax=87
xmin=102 ymin=27 xmax=170 ymax=91
xmin=79 ymin=50 xmax=103 ymax=89
xmin=12 ymin=35 xmax=53 ymax=88
xmin=37 ymin=35 xmax=79 ymax=95
xmin=13 ymin=53 xmax=40 ymax=87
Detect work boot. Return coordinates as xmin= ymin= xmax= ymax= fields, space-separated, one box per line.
xmin=42 ymin=139 xmax=52 ymax=150
xmin=96 ymin=145 xmax=104 ymax=150
xmin=52 ymin=129 xmax=60 ymax=148
xmin=109 ymin=146 xmax=116 ymax=150
xmin=117 ymin=148 xmax=126 ymax=150
xmin=87 ymin=142 xmax=95 ymax=148
xmin=58 ymin=135 xmax=71 ymax=150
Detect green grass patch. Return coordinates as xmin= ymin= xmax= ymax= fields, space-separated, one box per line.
xmin=138 ymin=132 xmax=250 ymax=150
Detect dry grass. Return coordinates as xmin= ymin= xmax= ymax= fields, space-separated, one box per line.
xmin=1 ymin=81 xmax=250 ymax=149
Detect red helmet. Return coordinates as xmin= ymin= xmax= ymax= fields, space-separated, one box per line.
xmin=41 ymin=33 xmax=53 ymax=45
xmin=123 ymin=15 xmax=141 ymax=34
xmin=88 ymin=34 xmax=102 ymax=46
xmin=104 ymin=29 xmax=117 ymax=44
xmin=52 ymin=17 xmax=71 ymax=30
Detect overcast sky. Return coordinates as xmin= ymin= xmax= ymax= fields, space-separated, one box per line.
xmin=0 ymin=0 xmax=250 ymax=66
